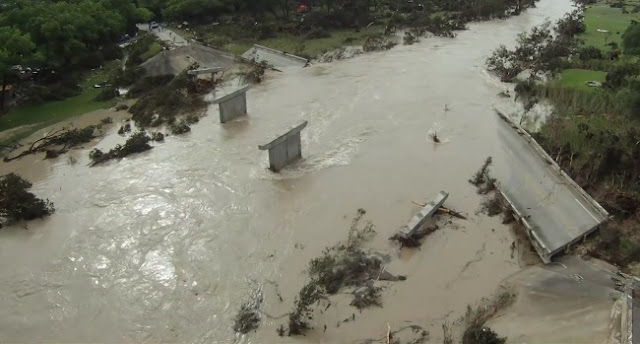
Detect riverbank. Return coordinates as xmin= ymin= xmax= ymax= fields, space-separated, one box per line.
xmin=0 ymin=103 xmax=132 ymax=182
xmin=0 ymin=71 xmax=116 ymax=147
xmin=171 ymin=0 xmax=538 ymax=60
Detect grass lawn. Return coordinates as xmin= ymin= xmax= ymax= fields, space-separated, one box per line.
xmin=196 ymin=22 xmax=384 ymax=57
xmin=0 ymin=88 xmax=116 ymax=133
xmin=260 ymin=26 xmax=383 ymax=57
xmin=580 ymin=3 xmax=640 ymax=49
xmin=558 ymin=69 xmax=607 ymax=90
xmin=0 ymin=63 xmax=118 ymax=136
xmin=140 ymin=42 xmax=163 ymax=61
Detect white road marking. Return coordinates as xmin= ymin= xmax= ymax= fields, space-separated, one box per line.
xmin=575 ymin=198 xmax=600 ymax=223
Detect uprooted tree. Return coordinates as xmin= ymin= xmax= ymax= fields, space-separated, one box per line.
xmin=486 ymin=10 xmax=584 ymax=81
xmin=128 ymin=65 xmax=207 ymax=128
xmin=3 ymin=125 xmax=101 ymax=162
xmin=0 ymin=173 xmax=54 ymax=224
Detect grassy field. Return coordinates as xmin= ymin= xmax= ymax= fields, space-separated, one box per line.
xmin=0 ymin=89 xmax=116 ymax=133
xmin=194 ymin=22 xmax=385 ymax=57
xmin=0 ymin=64 xmax=117 ymax=138
xmin=140 ymin=42 xmax=163 ymax=61
xmin=558 ymin=69 xmax=607 ymax=89
xmin=580 ymin=3 xmax=640 ymax=49
xmin=260 ymin=26 xmax=383 ymax=57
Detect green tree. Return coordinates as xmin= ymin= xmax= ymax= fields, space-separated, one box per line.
xmin=163 ymin=0 xmax=226 ymax=22
xmin=0 ymin=173 xmax=55 ymax=222
xmin=0 ymin=26 xmax=37 ymax=110
xmin=138 ymin=0 xmax=167 ymax=19
xmin=622 ymin=20 xmax=640 ymax=55
xmin=137 ymin=7 xmax=155 ymax=22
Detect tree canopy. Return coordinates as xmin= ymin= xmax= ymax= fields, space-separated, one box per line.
xmin=0 ymin=173 xmax=54 ymax=223
xmin=623 ymin=20 xmax=640 ymax=56
xmin=0 ymin=0 xmax=151 ymax=72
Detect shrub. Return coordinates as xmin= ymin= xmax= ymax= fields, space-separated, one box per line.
xmin=577 ymin=46 xmax=603 ymax=61
xmin=241 ymin=59 xmax=270 ymax=84
xmin=169 ymin=120 xmax=191 ymax=135
xmin=307 ymin=27 xmax=331 ymax=39
xmin=95 ymin=86 xmax=117 ymax=101
xmin=462 ymin=326 xmax=506 ymax=344
xmin=403 ymin=31 xmax=419 ymax=45
xmin=185 ymin=114 xmax=200 ymax=124
xmin=151 ymin=132 xmax=164 ymax=142
xmin=0 ymin=173 xmax=54 ymax=222
xmin=89 ymin=131 xmax=152 ymax=166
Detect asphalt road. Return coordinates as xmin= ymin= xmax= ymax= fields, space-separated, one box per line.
xmin=495 ymin=118 xmax=607 ymax=256
xmin=137 ymin=24 xmax=189 ymax=47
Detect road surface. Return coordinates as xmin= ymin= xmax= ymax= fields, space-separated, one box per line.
xmin=494 ymin=117 xmax=608 ymax=258
xmin=241 ymin=45 xmax=308 ymax=70
xmin=137 ymin=24 xmax=189 ymax=47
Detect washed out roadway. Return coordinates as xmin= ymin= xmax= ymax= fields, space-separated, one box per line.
xmin=495 ymin=118 xmax=607 ymax=257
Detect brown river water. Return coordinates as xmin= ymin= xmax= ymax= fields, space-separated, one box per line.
xmin=0 ymin=1 xmax=574 ymax=342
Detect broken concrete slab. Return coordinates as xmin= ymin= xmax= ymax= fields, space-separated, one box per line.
xmin=258 ymin=121 xmax=308 ymax=172
xmin=187 ymin=67 xmax=224 ymax=76
xmin=404 ymin=191 xmax=448 ymax=238
xmin=140 ymin=43 xmax=233 ymax=77
xmin=213 ymin=85 xmax=250 ymax=123
xmin=241 ymin=44 xmax=308 ymax=70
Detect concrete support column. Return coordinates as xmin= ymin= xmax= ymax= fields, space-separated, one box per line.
xmin=259 ymin=121 xmax=308 ymax=172
xmin=213 ymin=85 xmax=250 ymax=123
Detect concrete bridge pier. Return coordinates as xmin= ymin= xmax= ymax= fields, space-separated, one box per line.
xmin=258 ymin=121 xmax=308 ymax=172
xmin=213 ymin=85 xmax=250 ymax=123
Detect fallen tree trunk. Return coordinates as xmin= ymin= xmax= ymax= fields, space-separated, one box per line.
xmin=3 ymin=126 xmax=98 ymax=162
xmin=411 ymin=201 xmax=467 ymax=220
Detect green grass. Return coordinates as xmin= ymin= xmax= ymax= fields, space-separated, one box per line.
xmin=558 ymin=69 xmax=607 ymax=89
xmin=0 ymin=89 xmax=116 ymax=133
xmin=260 ymin=26 xmax=383 ymax=57
xmin=0 ymin=64 xmax=118 ymax=136
xmin=140 ymin=42 xmax=162 ymax=61
xmin=580 ymin=3 xmax=640 ymax=49
xmin=196 ymin=22 xmax=384 ymax=58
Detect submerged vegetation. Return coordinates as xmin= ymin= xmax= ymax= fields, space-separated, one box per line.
xmin=281 ymin=209 xmax=406 ymax=336
xmin=0 ymin=173 xmax=54 ymax=224
xmin=89 ymin=131 xmax=152 ymax=166
xmin=240 ymin=59 xmax=271 ymax=84
xmin=128 ymin=67 xmax=207 ymax=128
xmin=233 ymin=288 xmax=264 ymax=334
xmin=461 ymin=289 xmax=515 ymax=344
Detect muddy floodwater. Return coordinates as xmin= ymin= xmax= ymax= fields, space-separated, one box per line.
xmin=0 ymin=1 xmax=575 ymax=342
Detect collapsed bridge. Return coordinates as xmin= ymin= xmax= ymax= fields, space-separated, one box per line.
xmin=493 ymin=107 xmax=609 ymax=263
